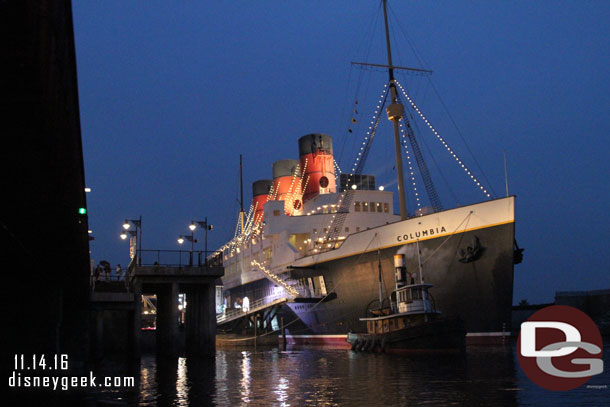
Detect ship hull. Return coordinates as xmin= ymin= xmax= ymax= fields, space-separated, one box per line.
xmin=286 ymin=221 xmax=514 ymax=336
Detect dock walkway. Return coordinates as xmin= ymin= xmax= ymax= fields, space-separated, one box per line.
xmin=217 ymin=295 xmax=288 ymax=325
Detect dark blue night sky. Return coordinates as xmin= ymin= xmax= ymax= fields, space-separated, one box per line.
xmin=72 ymin=1 xmax=609 ymax=304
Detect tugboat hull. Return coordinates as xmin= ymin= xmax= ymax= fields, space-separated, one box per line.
xmin=346 ymin=317 xmax=466 ymax=352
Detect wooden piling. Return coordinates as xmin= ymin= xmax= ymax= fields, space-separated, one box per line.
xmin=281 ymin=317 xmax=286 ymax=350
xmin=254 ymin=314 xmax=258 ymax=349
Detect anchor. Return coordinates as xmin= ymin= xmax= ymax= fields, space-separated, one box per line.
xmin=459 ymin=236 xmax=485 ymax=263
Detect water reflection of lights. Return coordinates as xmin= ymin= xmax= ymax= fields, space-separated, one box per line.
xmin=306 ymin=384 xmax=337 ymax=406
xmin=139 ymin=357 xmax=157 ymax=405
xmin=274 ymin=376 xmax=290 ymax=406
xmin=214 ymin=352 xmax=231 ymax=406
xmin=176 ymin=357 xmax=188 ymax=406
xmin=240 ymin=351 xmax=251 ymax=404
xmin=303 ymin=357 xmax=339 ymax=406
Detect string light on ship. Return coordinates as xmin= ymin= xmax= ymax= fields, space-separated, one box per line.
xmin=226 ymin=201 xmax=256 ymax=256
xmin=316 ymin=83 xmax=389 ymax=252
xmin=350 ymin=84 xmax=388 ymax=175
xmin=333 ymin=159 xmax=342 ymax=181
xmin=293 ymin=175 xmax=310 ymax=216
xmin=251 ymin=259 xmax=298 ymax=297
xmin=252 ymin=201 xmax=262 ymax=225
xmin=284 ymin=164 xmax=300 ymax=215
xmin=270 ymin=181 xmax=279 ymax=201
xmin=239 ymin=205 xmax=253 ymax=240
xmin=398 ymin=121 xmax=422 ymax=213
xmin=395 ymin=80 xmax=491 ymax=198
xmin=289 ymin=162 xmax=308 ymax=216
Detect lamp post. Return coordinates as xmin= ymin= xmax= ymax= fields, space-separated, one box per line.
xmin=120 ymin=229 xmax=138 ymax=264
xmin=121 ymin=216 xmax=142 ymax=265
xmin=178 ymin=218 xmax=213 ymax=266
xmin=188 ymin=222 xmax=197 ymax=254
xmin=177 ymin=235 xmax=195 ymax=266
xmin=192 ymin=218 xmax=213 ymax=265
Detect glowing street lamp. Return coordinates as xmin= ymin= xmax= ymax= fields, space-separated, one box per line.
xmin=177 ymin=234 xmax=195 ymax=265
xmin=120 ymin=230 xmax=137 ymax=241
xmin=121 ymin=216 xmax=142 ymax=265
xmin=180 ymin=218 xmax=214 ymax=266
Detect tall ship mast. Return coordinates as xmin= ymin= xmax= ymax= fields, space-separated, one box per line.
xmin=214 ymin=0 xmax=522 ymax=344
xmin=383 ymin=0 xmax=408 ymax=220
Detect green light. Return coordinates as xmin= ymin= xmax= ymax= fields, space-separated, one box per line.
xmin=78 ymin=207 xmax=87 ymax=215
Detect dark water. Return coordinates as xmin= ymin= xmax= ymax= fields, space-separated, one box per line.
xmin=87 ymin=341 xmax=610 ymax=406
xmin=10 ymin=341 xmax=609 ymax=406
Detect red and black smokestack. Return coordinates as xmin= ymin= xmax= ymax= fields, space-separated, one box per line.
xmin=252 ymin=179 xmax=272 ymax=224
xmin=272 ymin=159 xmax=302 ymax=215
xmin=298 ymin=133 xmax=336 ymax=202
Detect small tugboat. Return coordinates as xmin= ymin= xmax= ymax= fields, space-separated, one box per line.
xmin=347 ymin=241 xmax=465 ymax=352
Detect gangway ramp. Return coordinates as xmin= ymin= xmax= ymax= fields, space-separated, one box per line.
xmin=217 ymin=296 xmax=288 ymax=325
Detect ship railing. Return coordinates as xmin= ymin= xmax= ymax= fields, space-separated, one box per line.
xmin=217 ymin=293 xmax=287 ymax=324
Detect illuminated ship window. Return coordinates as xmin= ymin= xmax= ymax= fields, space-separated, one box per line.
xmin=384 ymin=203 xmax=389 ymax=213
xmin=377 ymin=202 xmax=382 ymax=212
xmin=362 ymin=202 xmax=368 ymax=212
xmin=273 ymin=210 xmax=281 ymax=216
xmin=354 ymin=202 xmax=361 ymax=212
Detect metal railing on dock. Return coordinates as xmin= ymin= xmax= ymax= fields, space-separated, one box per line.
xmin=137 ymin=249 xmax=223 ymax=267
xmin=121 ymin=249 xmax=223 ymax=289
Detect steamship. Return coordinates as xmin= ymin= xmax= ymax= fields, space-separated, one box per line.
xmin=215 ymin=1 xmax=520 ymax=344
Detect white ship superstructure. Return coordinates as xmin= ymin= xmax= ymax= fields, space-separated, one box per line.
xmin=222 ymin=188 xmax=399 ymax=289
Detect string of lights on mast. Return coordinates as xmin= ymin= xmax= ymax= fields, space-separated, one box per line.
xmin=395 ymin=79 xmax=492 ymax=198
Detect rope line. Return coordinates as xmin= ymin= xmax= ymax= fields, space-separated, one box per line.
xmin=422 ymin=211 xmax=473 ymax=265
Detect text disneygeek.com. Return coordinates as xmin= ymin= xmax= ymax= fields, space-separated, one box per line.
xmin=9 ymin=354 xmax=135 ymax=391
xmin=9 ymin=371 xmax=135 ymax=391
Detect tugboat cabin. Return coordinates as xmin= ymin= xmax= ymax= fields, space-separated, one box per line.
xmin=360 ymin=283 xmax=438 ymax=335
